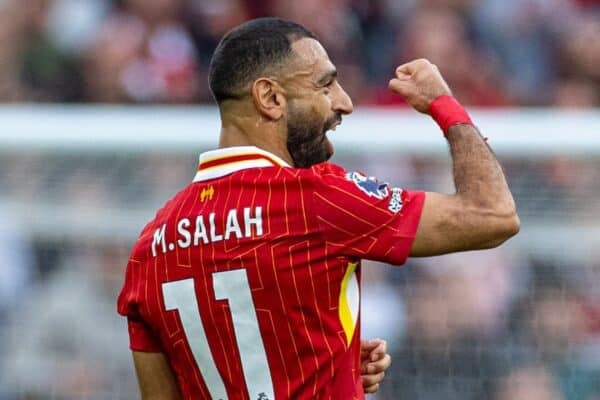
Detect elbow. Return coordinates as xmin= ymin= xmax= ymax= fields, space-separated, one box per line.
xmin=500 ymin=211 xmax=520 ymax=241
xmin=508 ymin=212 xmax=521 ymax=237
xmin=485 ymin=208 xmax=520 ymax=248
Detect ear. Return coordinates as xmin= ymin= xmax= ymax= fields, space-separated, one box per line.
xmin=251 ymin=78 xmax=286 ymax=121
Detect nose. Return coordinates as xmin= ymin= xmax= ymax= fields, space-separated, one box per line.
xmin=333 ymin=82 xmax=354 ymax=115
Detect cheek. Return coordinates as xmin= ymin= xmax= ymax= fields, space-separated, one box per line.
xmin=320 ymin=90 xmax=334 ymax=108
xmin=311 ymin=93 xmax=332 ymax=119
xmin=290 ymin=91 xmax=332 ymax=125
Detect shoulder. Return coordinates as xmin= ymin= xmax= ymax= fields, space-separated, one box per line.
xmin=308 ymin=162 xmax=347 ymax=177
xmin=300 ymin=162 xmax=392 ymax=201
xmin=295 ymin=162 xmax=348 ymax=183
xmin=261 ymin=162 xmax=348 ymax=191
xmin=133 ymin=184 xmax=197 ymax=256
xmin=293 ymin=162 xmax=366 ymax=199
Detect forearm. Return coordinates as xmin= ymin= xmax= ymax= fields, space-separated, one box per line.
xmin=447 ymin=124 xmax=513 ymax=210
xmin=446 ymin=123 xmax=519 ymax=243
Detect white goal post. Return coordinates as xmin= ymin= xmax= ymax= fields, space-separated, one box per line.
xmin=1 ymin=105 xmax=600 ymax=156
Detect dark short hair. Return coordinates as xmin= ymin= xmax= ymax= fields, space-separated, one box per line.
xmin=208 ymin=17 xmax=316 ymax=104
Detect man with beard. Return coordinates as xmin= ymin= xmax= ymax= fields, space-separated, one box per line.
xmin=117 ymin=18 xmax=519 ymax=400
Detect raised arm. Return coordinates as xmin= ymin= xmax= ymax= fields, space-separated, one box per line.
xmin=388 ymin=59 xmax=520 ymax=256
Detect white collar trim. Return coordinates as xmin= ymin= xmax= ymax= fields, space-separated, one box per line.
xmin=193 ymin=146 xmax=291 ymax=182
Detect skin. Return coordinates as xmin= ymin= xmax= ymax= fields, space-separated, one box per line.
xmin=388 ymin=59 xmax=520 ymax=254
xmin=359 ymin=338 xmax=391 ymax=393
xmin=133 ymin=38 xmax=519 ymax=398
xmin=133 ymin=352 xmax=182 ymax=400
xmin=217 ymin=38 xmax=353 ymax=166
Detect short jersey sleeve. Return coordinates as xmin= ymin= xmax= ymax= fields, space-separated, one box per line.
xmin=308 ymin=163 xmax=425 ymax=265
xmin=125 ymin=316 xmax=163 ymax=352
xmin=117 ymin=259 xmax=163 ymax=352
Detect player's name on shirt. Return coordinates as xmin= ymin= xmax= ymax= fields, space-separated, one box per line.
xmin=151 ymin=206 xmax=263 ymax=257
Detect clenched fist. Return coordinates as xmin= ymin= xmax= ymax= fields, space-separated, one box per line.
xmin=388 ymin=59 xmax=452 ymax=114
xmin=360 ymin=338 xmax=391 ymax=393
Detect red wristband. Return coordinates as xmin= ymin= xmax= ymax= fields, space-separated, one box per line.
xmin=429 ymin=95 xmax=473 ymax=136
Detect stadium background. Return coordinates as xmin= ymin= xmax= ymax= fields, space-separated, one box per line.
xmin=1 ymin=0 xmax=600 ymax=399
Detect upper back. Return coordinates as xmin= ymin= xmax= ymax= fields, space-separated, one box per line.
xmin=119 ymin=146 xmax=425 ymax=399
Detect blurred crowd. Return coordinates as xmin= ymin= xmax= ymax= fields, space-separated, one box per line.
xmin=364 ymin=251 xmax=600 ymax=400
xmin=0 ymin=0 xmax=599 ymax=106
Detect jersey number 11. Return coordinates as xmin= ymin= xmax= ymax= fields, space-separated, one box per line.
xmin=162 ymin=269 xmax=275 ymax=400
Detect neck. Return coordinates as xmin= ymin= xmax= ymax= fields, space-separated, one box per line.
xmin=218 ymin=104 xmax=294 ymax=166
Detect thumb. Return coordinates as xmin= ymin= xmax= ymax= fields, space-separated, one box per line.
xmin=371 ymin=341 xmax=387 ymax=358
xmin=388 ymin=78 xmax=413 ymax=98
xmin=396 ymin=60 xmax=420 ymax=76
xmin=361 ymin=339 xmax=379 ymax=353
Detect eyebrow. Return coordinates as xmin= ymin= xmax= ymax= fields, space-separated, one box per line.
xmin=316 ymin=68 xmax=337 ymax=86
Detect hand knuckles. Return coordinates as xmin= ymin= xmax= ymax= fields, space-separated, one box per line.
xmin=362 ymin=376 xmax=375 ymax=385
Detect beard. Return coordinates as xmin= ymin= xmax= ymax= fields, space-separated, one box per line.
xmin=286 ymin=105 xmax=341 ymax=168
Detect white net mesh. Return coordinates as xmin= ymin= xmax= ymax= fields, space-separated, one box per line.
xmin=0 ymin=107 xmax=599 ymax=400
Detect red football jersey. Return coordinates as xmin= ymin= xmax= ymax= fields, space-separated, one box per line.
xmin=118 ymin=146 xmax=424 ymax=400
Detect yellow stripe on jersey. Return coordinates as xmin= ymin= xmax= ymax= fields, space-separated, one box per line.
xmin=338 ymin=262 xmax=359 ymax=347
xmin=200 ymin=151 xmax=252 ymax=165
xmin=200 ymin=152 xmax=287 ymax=169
